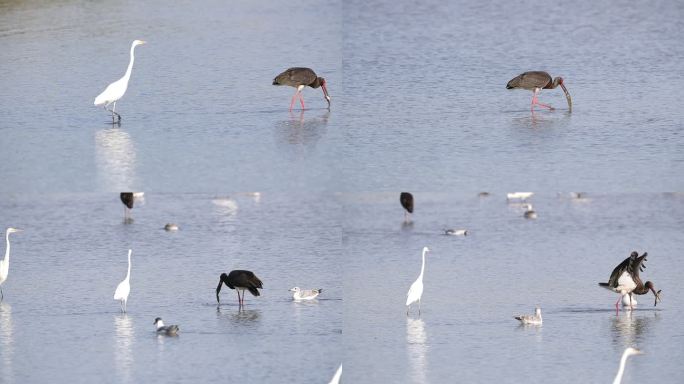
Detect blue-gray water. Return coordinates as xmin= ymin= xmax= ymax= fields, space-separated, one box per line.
xmin=0 ymin=193 xmax=341 ymax=383
xmin=343 ymin=192 xmax=684 ymax=383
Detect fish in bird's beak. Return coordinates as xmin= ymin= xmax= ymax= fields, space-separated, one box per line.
xmin=653 ymin=289 xmax=662 ymax=306
xmin=560 ymin=82 xmax=572 ymax=112
xmin=322 ymin=83 xmax=331 ymax=109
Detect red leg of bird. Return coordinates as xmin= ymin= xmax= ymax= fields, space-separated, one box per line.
xmin=289 ymin=93 xmax=298 ymax=112
xmin=299 ymin=93 xmax=306 ymax=110
xmin=615 ymin=296 xmax=621 ymax=315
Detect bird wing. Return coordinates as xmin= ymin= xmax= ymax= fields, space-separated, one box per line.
xmin=276 ymin=67 xmax=317 ymax=86
xmin=507 ymin=71 xmax=552 ymax=90
xmin=607 ymin=253 xmax=640 ymax=287
xmin=400 ymin=193 xmax=414 ymax=213
xmin=630 ymin=252 xmax=648 ymax=279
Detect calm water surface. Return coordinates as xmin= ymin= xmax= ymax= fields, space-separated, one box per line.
xmin=343 ymin=192 xmax=684 ymax=383
xmin=0 ymin=193 xmax=341 ymax=383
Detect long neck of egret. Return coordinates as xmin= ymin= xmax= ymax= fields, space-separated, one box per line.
xmin=4 ymin=230 xmax=10 ymax=263
xmin=419 ymin=249 xmax=426 ymax=280
xmin=613 ymin=350 xmax=631 ymax=384
xmin=125 ymin=249 xmax=132 ymax=281
xmin=123 ymin=42 xmax=138 ymax=83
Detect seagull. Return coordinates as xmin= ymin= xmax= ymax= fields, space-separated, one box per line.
xmin=514 ymin=307 xmax=542 ymax=325
xmin=613 ymin=347 xmax=643 ymax=384
xmin=599 ymin=251 xmax=661 ymax=313
xmin=216 ymin=270 xmax=263 ymax=307
xmin=507 ymin=192 xmax=534 ymax=201
xmin=523 ymin=204 xmax=538 ymax=219
xmin=154 ymin=317 xmax=179 ymax=336
xmin=444 ymin=229 xmax=468 ymax=236
xmin=406 ymin=247 xmax=429 ymax=316
xmin=289 ymin=287 xmax=322 ymax=301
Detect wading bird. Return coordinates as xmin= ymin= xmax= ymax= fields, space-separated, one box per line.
xmin=506 ymin=71 xmax=572 ymax=112
xmin=114 ymin=249 xmax=132 ymax=312
xmin=599 ymin=251 xmax=661 ymax=313
xmin=272 ymin=67 xmax=330 ymax=111
xmin=94 ymin=40 xmax=146 ymax=123
xmin=289 ymin=287 xmax=323 ymax=301
xmin=613 ymin=347 xmax=643 ymax=384
xmin=400 ymin=192 xmax=414 ymax=222
xmin=216 ymin=270 xmax=263 ymax=307
xmin=0 ymin=228 xmax=23 ymax=300
xmin=514 ymin=307 xmax=542 ymax=325
xmin=406 ymin=247 xmax=430 ymax=316
xmin=120 ymin=192 xmax=144 ymax=220
xmin=154 ymin=317 xmax=179 ymax=336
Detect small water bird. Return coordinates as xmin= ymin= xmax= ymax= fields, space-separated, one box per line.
xmin=154 ymin=317 xmax=179 ymax=336
xmin=613 ymin=347 xmax=643 ymax=384
xmin=514 ymin=307 xmax=542 ymax=325
xmin=406 ymin=247 xmax=430 ymax=316
xmin=329 ymin=364 xmax=342 ymax=384
xmin=120 ymin=192 xmax=144 ymax=220
xmin=164 ymin=223 xmax=179 ymax=231
xmin=523 ymin=204 xmax=537 ymax=219
xmin=216 ymin=270 xmax=263 ymax=307
xmin=0 ymin=228 xmax=23 ymax=300
xmin=272 ymin=67 xmax=330 ymax=111
xmin=94 ymin=40 xmax=146 ymax=124
xmin=289 ymin=287 xmax=322 ymax=301
xmin=113 ymin=249 xmax=132 ymax=312
xmin=506 ymin=71 xmax=572 ymax=112
xmin=444 ymin=228 xmax=468 ymax=236
xmin=400 ymin=192 xmax=414 ymax=222
xmin=599 ymin=251 xmax=661 ymax=313
xmin=506 ymin=192 xmax=534 ymax=201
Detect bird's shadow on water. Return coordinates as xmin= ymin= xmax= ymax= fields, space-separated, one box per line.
xmin=610 ymin=311 xmax=659 ymax=346
xmin=507 ymin=110 xmax=572 ymax=130
xmin=216 ymin=306 xmax=261 ymax=324
xmin=274 ymin=110 xmax=330 ymax=147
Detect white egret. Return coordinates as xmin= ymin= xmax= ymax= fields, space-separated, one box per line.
xmin=613 ymin=347 xmax=643 ymax=384
xmin=329 ymin=364 xmax=342 ymax=384
xmin=216 ymin=271 xmax=263 ymax=307
xmin=154 ymin=317 xmax=179 ymax=336
xmin=113 ymin=249 xmax=132 ymax=312
xmin=289 ymin=287 xmax=322 ymax=301
xmin=94 ymin=40 xmax=146 ymax=123
xmin=506 ymin=192 xmax=534 ymax=201
xmin=406 ymin=246 xmax=430 ymax=316
xmin=0 ymin=228 xmax=23 ymax=300
xmin=514 ymin=307 xmax=542 ymax=325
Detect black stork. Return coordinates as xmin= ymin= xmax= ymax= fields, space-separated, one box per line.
xmin=272 ymin=67 xmax=330 ymax=111
xmin=506 ymin=71 xmax=572 ymax=112
xmin=216 ymin=270 xmax=263 ymax=307
xmin=120 ymin=192 xmax=143 ymax=220
xmin=400 ymin=192 xmax=414 ymax=222
xmin=599 ymin=251 xmax=662 ymax=313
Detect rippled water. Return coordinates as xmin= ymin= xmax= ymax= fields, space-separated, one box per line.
xmin=0 ymin=193 xmax=341 ymax=383
xmin=343 ymin=192 xmax=684 ymax=382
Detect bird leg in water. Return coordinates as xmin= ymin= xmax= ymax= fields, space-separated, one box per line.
xmin=531 ymin=88 xmax=554 ymax=111
xmin=104 ymin=103 xmax=122 ymax=124
xmin=615 ymin=295 xmax=621 ymax=315
xmin=299 ymin=93 xmax=306 ymax=110
xmin=418 ymin=299 xmax=421 ymax=316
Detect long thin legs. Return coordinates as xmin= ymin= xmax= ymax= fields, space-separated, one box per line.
xmin=104 ymin=102 xmax=122 ymax=123
xmin=289 ymin=85 xmax=306 ymax=111
xmin=530 ymin=88 xmax=554 ymax=111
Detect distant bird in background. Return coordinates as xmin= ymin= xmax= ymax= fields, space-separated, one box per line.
xmin=216 ymin=270 xmax=263 ymax=307
xmin=273 ymin=67 xmax=331 ymax=111
xmin=507 ymin=192 xmax=534 ymax=201
xmin=120 ymin=192 xmax=144 ymax=220
xmin=613 ymin=347 xmax=643 ymax=384
xmin=154 ymin=317 xmax=179 ymax=336
xmin=523 ymin=204 xmax=537 ymax=219
xmin=514 ymin=307 xmax=542 ymax=325
xmin=164 ymin=223 xmax=179 ymax=231
xmin=444 ymin=228 xmax=468 ymax=236
xmin=114 ymin=249 xmax=132 ymax=312
xmin=400 ymin=192 xmax=414 ymax=222
xmin=289 ymin=287 xmax=323 ymax=301
xmin=94 ymin=40 xmax=146 ymax=124
xmin=506 ymin=71 xmax=572 ymax=112
xmin=599 ymin=251 xmax=661 ymax=313
xmin=0 ymin=228 xmax=23 ymax=300
xmin=406 ymin=247 xmax=430 ymax=316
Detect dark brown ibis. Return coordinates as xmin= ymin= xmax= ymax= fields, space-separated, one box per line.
xmin=400 ymin=192 xmax=414 ymax=222
xmin=272 ymin=67 xmax=330 ymax=111
xmin=599 ymin=251 xmax=661 ymax=314
xmin=506 ymin=71 xmax=572 ymax=112
xmin=216 ymin=270 xmax=263 ymax=307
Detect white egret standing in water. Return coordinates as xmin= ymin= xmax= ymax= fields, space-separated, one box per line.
xmin=114 ymin=249 xmax=132 ymax=312
xmin=406 ymin=247 xmax=430 ymax=316
xmin=94 ymin=40 xmax=146 ymax=123
xmin=613 ymin=347 xmax=643 ymax=384
xmin=0 ymin=228 xmax=23 ymax=300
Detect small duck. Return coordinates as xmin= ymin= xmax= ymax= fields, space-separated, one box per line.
xmin=444 ymin=228 xmax=468 ymax=236
xmin=164 ymin=223 xmax=179 ymax=231
xmin=514 ymin=307 xmax=542 ymax=325
xmin=289 ymin=287 xmax=322 ymax=301
xmin=154 ymin=317 xmax=179 ymax=335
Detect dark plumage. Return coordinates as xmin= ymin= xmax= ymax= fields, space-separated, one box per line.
xmin=272 ymin=67 xmax=331 ymax=110
xmin=120 ymin=192 xmax=134 ymax=209
xmin=507 ymin=71 xmax=572 ymax=111
xmin=599 ymin=251 xmax=661 ymax=311
xmin=400 ymin=192 xmax=414 ymax=213
xmin=216 ymin=270 xmax=263 ymax=306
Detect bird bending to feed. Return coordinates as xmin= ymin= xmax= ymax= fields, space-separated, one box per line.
xmin=599 ymin=251 xmax=661 ymax=313
xmin=120 ymin=192 xmax=144 ymax=220
xmin=94 ymin=40 xmax=146 ymax=124
xmin=0 ymin=228 xmax=23 ymax=300
xmin=164 ymin=223 xmax=179 ymax=231
xmin=216 ymin=270 xmax=263 ymax=307
xmin=114 ymin=249 xmax=132 ymax=312
xmin=400 ymin=192 xmax=414 ymax=222
xmin=329 ymin=364 xmax=342 ymax=384
xmin=406 ymin=247 xmax=430 ymax=316
xmin=444 ymin=229 xmax=468 ymax=236
xmin=507 ymin=192 xmax=534 ymax=201
xmin=154 ymin=317 xmax=179 ymax=336
xmin=613 ymin=347 xmax=643 ymax=384
xmin=514 ymin=307 xmax=542 ymax=325
xmin=289 ymin=287 xmax=322 ymax=301
xmin=272 ymin=67 xmax=330 ymax=111
xmin=506 ymin=71 xmax=572 ymax=112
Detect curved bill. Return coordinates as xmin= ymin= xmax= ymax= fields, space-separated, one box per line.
xmin=560 ymin=83 xmax=572 ymax=112
xmin=322 ymin=84 xmax=331 ymax=109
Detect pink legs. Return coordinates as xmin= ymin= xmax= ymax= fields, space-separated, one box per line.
xmin=615 ymin=295 xmax=621 ymax=315
xmin=531 ymin=88 xmax=554 ymax=111
xmin=289 ymin=86 xmax=306 ymax=111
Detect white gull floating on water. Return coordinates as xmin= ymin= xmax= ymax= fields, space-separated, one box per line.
xmin=289 ymin=287 xmax=322 ymax=301
xmin=444 ymin=228 xmax=468 ymax=236
xmin=514 ymin=307 xmax=542 ymax=325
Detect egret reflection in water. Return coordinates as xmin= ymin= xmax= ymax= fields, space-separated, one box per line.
xmin=406 ymin=317 xmax=427 ymax=383
xmin=114 ymin=314 xmax=134 ymax=382
xmin=0 ymin=302 xmax=13 ymax=378
xmin=95 ymin=128 xmax=138 ymax=190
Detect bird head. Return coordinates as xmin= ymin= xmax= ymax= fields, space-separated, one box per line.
xmin=7 ymin=228 xmax=23 ymax=234
xmin=133 ymin=40 xmax=147 ymax=46
xmin=624 ymin=347 xmax=643 ymax=357
xmin=216 ymin=273 xmax=229 ymax=303
xmin=423 ymin=246 xmax=430 ymax=253
xmin=319 ymin=78 xmax=331 ymax=108
xmin=154 ymin=317 xmax=162 ymax=325
xmin=554 ymin=76 xmax=572 ymax=112
xmin=289 ymin=287 xmax=300 ymax=292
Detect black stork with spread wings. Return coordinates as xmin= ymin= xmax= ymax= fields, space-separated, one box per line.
xmin=599 ymin=251 xmax=661 ymax=313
